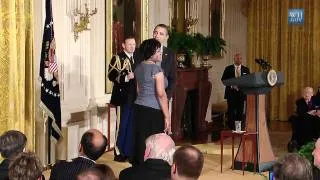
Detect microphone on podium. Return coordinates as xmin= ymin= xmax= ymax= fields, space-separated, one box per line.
xmin=255 ymin=58 xmax=272 ymax=71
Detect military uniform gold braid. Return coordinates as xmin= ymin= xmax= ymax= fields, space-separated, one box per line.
xmin=108 ymin=55 xmax=132 ymax=83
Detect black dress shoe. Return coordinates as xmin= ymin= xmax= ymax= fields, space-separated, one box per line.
xmin=114 ymin=155 xmax=127 ymax=162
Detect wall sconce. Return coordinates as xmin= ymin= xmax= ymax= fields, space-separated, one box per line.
xmin=68 ymin=0 xmax=97 ymax=41
xmin=184 ymin=0 xmax=198 ymax=34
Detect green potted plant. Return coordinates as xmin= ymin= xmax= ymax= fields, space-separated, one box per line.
xmin=194 ymin=33 xmax=226 ymax=66
xmin=168 ymin=30 xmax=197 ymax=68
xmin=298 ymin=141 xmax=320 ymax=179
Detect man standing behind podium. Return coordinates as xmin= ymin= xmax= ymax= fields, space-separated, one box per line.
xmin=221 ymin=53 xmax=250 ymax=130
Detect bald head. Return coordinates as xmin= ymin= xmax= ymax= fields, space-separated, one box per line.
xmin=233 ymin=53 xmax=242 ymax=66
xmin=172 ymin=145 xmax=204 ymax=180
xmin=144 ymin=133 xmax=175 ymax=164
xmin=80 ymin=129 xmax=108 ymax=161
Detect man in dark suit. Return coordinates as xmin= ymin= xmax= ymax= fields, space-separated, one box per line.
xmin=49 ymin=129 xmax=108 ymax=180
xmin=295 ymin=87 xmax=320 ymax=147
xmin=108 ymin=36 xmax=139 ymax=162
xmin=0 ymin=130 xmax=27 ymax=180
xmin=221 ymin=53 xmax=250 ymax=130
xmin=119 ymin=133 xmax=175 ymax=180
xmin=153 ymin=24 xmax=177 ymax=99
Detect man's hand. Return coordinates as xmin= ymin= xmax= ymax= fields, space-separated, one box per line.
xmin=164 ymin=116 xmax=172 ymax=135
xmin=308 ymin=110 xmax=317 ymax=116
xmin=231 ymin=85 xmax=239 ymax=91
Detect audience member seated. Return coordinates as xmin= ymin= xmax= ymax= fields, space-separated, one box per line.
xmin=50 ymin=129 xmax=108 ymax=180
xmin=9 ymin=152 xmax=44 ymax=180
xmin=171 ymin=145 xmax=204 ymax=180
xmin=76 ymin=164 xmax=116 ymax=180
xmin=273 ymin=153 xmax=313 ymax=180
xmin=0 ymin=130 xmax=27 ymax=180
xmin=295 ymin=87 xmax=320 ymax=147
xmin=313 ymin=138 xmax=320 ymax=169
xmin=119 ymin=133 xmax=175 ymax=180
xmin=312 ymin=138 xmax=320 ymax=179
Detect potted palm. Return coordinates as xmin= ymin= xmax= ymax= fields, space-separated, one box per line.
xmin=194 ymin=33 xmax=226 ymax=67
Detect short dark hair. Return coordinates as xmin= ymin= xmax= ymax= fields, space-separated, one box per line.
xmin=76 ymin=168 xmax=103 ymax=180
xmin=76 ymin=164 xmax=116 ymax=180
xmin=154 ymin=24 xmax=169 ymax=35
xmin=273 ymin=153 xmax=312 ymax=180
xmin=80 ymin=131 xmax=108 ymax=161
xmin=94 ymin=164 xmax=116 ymax=180
xmin=0 ymin=130 xmax=27 ymax=159
xmin=9 ymin=152 xmax=43 ymax=180
xmin=173 ymin=145 xmax=204 ymax=179
xmin=139 ymin=38 xmax=161 ymax=60
xmin=123 ymin=35 xmax=135 ymax=43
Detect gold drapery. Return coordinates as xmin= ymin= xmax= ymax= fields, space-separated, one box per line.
xmin=247 ymin=0 xmax=320 ymax=121
xmin=0 ymin=1 xmax=35 ymax=150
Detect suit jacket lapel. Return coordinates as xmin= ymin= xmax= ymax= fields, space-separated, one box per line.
xmin=161 ymin=47 xmax=169 ymax=68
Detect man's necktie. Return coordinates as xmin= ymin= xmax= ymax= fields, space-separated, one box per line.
xmin=129 ymin=56 xmax=134 ymax=63
xmin=308 ymin=100 xmax=312 ymax=110
xmin=236 ymin=66 xmax=241 ymax=78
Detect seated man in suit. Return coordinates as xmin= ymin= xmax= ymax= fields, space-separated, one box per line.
xmin=171 ymin=145 xmax=204 ymax=180
xmin=295 ymin=87 xmax=320 ymax=147
xmin=0 ymin=130 xmax=27 ymax=180
xmin=50 ymin=129 xmax=108 ymax=180
xmin=313 ymin=138 xmax=320 ymax=169
xmin=119 ymin=133 xmax=175 ymax=180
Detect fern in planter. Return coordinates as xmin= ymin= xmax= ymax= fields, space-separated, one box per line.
xmin=298 ymin=141 xmax=320 ymax=179
xmin=298 ymin=141 xmax=315 ymax=164
xmin=193 ymin=33 xmax=226 ymax=57
xmin=167 ymin=30 xmax=197 ymax=67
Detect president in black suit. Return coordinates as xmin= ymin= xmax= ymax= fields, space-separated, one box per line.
xmin=221 ymin=53 xmax=250 ymax=130
xmin=49 ymin=129 xmax=108 ymax=180
xmin=153 ymin=24 xmax=176 ymax=99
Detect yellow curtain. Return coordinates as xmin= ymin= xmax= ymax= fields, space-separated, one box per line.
xmin=247 ymin=0 xmax=320 ymax=121
xmin=0 ymin=0 xmax=35 ymax=150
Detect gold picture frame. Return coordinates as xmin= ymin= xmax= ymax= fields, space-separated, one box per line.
xmin=105 ymin=0 xmax=149 ymax=93
xmin=209 ymin=0 xmax=225 ymax=58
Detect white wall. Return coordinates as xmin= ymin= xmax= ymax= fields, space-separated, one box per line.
xmin=148 ymin=0 xmax=170 ymax=38
xmin=34 ymin=0 xmax=109 ymax=162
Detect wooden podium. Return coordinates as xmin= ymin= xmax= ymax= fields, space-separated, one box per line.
xmin=223 ymin=71 xmax=284 ymax=172
xmin=171 ymin=67 xmax=212 ymax=142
